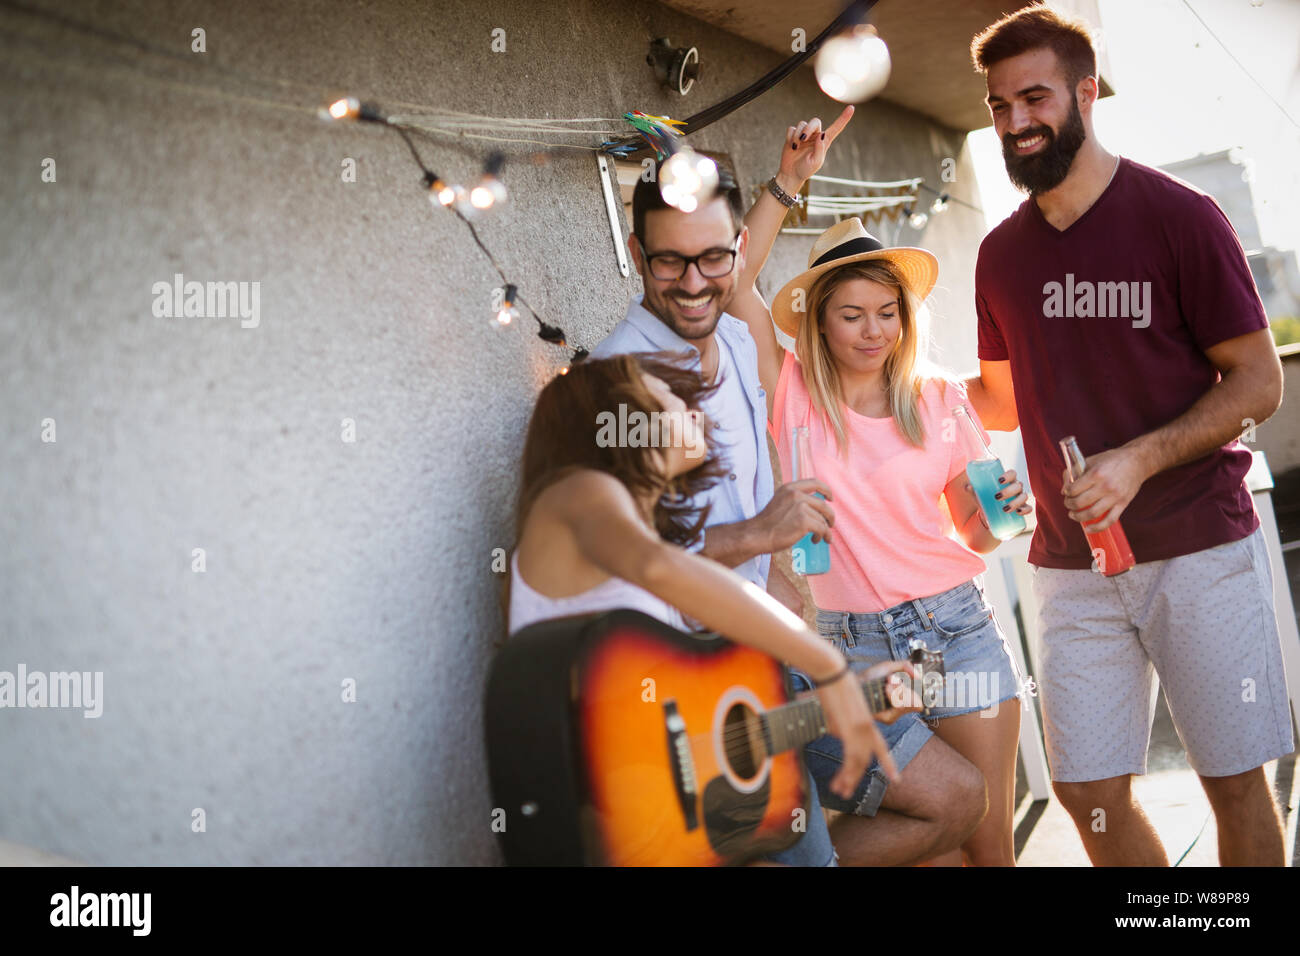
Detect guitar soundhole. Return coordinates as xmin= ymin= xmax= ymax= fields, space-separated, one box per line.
xmin=721 ymin=703 xmax=763 ymax=780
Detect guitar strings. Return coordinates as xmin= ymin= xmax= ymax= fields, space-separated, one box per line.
xmin=679 ymin=678 xmax=898 ymax=753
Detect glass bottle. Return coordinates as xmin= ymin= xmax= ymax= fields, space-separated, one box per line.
xmin=1059 ymin=436 xmax=1136 ymax=576
xmin=953 ymin=405 xmax=1026 ymax=541
xmin=790 ymin=426 xmax=830 ymax=575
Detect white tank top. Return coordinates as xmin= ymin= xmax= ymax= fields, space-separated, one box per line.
xmin=508 ymin=550 xmax=685 ymax=635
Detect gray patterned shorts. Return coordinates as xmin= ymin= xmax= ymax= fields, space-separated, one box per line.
xmin=1031 ymin=526 xmax=1295 ymax=781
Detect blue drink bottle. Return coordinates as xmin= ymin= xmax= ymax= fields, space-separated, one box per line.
xmin=953 ymin=405 xmax=1025 ymax=542
xmin=790 ymin=426 xmax=831 ymax=575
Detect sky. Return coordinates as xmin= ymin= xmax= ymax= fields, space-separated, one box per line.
xmin=967 ymin=0 xmax=1300 ymax=253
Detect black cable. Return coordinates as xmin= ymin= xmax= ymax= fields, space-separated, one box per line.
xmin=390 ymin=123 xmax=433 ymax=177
xmin=917 ymin=181 xmax=984 ymax=215
xmin=453 ymin=207 xmax=581 ymax=357
xmin=604 ymin=0 xmax=878 ymax=153
xmin=370 ymin=118 xmax=584 ymax=355
xmin=679 ymin=0 xmax=877 ymax=135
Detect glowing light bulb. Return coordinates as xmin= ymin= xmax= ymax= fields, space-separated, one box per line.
xmin=427 ymin=177 xmax=458 ymax=208
xmin=450 ymin=184 xmax=478 ymax=219
xmin=909 ymin=211 xmax=929 ymax=230
xmin=326 ymin=97 xmax=359 ymax=120
xmin=814 ymin=24 xmax=891 ymax=103
xmin=320 ymin=97 xmax=381 ymax=123
xmin=470 ymin=177 xmax=508 ymax=210
xmin=469 ymin=152 xmax=509 ymax=212
xmin=495 ymin=284 xmax=519 ymax=327
xmin=658 ymin=148 xmax=719 ymax=212
xmin=930 ymin=194 xmax=949 ymax=215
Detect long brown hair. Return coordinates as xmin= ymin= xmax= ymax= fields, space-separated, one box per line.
xmin=515 ymin=352 xmax=728 ymax=549
xmin=796 ymin=259 xmax=931 ymax=452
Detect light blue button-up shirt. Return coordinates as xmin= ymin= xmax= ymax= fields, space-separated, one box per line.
xmin=590 ymin=296 xmax=773 ymax=589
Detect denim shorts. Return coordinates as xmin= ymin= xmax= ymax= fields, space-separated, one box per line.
xmin=791 ymin=579 xmax=1023 ymax=817
xmin=761 ymin=770 xmax=837 ymax=866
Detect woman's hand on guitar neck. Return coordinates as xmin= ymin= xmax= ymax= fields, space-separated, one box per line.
xmin=863 ymin=660 xmax=922 ymax=725
xmin=815 ymin=663 xmax=897 ymax=798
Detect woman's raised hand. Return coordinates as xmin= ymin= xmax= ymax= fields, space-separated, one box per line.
xmin=780 ymin=105 xmax=855 ymax=187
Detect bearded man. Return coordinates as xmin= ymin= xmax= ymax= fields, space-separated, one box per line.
xmin=965 ymin=4 xmax=1292 ymax=866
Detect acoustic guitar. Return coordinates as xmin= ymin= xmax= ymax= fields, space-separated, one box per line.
xmin=485 ymin=609 xmax=944 ymax=866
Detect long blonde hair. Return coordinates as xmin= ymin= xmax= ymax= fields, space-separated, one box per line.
xmin=795 ymin=259 xmax=932 ymax=453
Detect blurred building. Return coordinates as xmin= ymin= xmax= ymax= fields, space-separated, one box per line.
xmin=1161 ymin=149 xmax=1300 ymax=319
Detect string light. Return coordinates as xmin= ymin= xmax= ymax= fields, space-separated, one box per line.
xmin=659 ymin=147 xmax=719 ymax=213
xmin=930 ymin=193 xmax=950 ymax=215
xmin=470 ymin=152 xmax=509 ymax=210
xmin=495 ymin=284 xmax=519 ymax=327
xmin=327 ymin=97 xmax=356 ymax=119
xmin=536 ymin=322 xmax=567 ymax=346
xmin=321 ymin=97 xmax=384 ymax=123
xmin=558 ymin=347 xmax=591 ymax=376
xmin=814 ymin=24 xmax=891 ymax=103
xmin=917 ymin=180 xmax=983 ymax=215
xmin=424 ymin=172 xmax=459 ymax=208
xmin=321 ymin=95 xmax=588 ymax=368
xmin=907 ymin=207 xmax=929 ymax=230
xmin=452 ymin=187 xmax=481 ymax=219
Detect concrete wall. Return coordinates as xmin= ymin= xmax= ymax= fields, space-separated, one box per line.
xmin=0 ymin=0 xmax=985 ymax=864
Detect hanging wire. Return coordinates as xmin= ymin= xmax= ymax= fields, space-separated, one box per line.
xmin=384 ymin=119 xmax=583 ymax=358
xmin=1179 ymin=0 xmax=1300 ymax=133
xmin=0 ymin=0 xmax=616 ymax=159
xmin=603 ymin=0 xmax=881 ymax=153
xmin=0 ymin=0 xmax=587 ymax=361
xmin=917 ymin=181 xmax=983 ymax=215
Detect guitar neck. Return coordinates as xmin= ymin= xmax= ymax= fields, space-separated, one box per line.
xmin=762 ymin=674 xmax=893 ymax=757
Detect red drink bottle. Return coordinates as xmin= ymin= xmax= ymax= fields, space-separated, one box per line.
xmin=1059 ymin=436 xmax=1136 ymax=577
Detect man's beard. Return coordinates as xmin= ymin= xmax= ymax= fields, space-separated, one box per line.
xmin=1002 ymin=95 xmax=1086 ymax=195
xmin=643 ymin=285 xmax=729 ymax=340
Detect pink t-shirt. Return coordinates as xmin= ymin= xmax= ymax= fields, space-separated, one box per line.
xmin=770 ymin=351 xmax=990 ymax=613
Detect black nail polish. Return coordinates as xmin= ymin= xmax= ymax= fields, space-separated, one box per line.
xmin=820 ymin=132 xmax=826 ymax=140
xmin=994 ymin=492 xmax=1002 ymax=500
xmin=998 ymin=477 xmax=1007 ymax=484
xmin=799 ymin=133 xmax=806 ymax=140
xmin=1002 ymin=505 xmax=1010 ymax=512
xmin=791 ymin=143 xmax=797 ymax=151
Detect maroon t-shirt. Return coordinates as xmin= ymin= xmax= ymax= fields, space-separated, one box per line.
xmin=976 ymin=158 xmax=1265 ymax=570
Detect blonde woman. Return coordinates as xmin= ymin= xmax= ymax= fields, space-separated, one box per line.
xmin=729 ymin=119 xmax=1033 ymax=866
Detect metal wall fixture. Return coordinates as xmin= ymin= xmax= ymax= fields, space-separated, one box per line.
xmin=647 ymin=37 xmax=701 ymax=95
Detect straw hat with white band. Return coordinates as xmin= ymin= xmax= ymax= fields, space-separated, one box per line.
xmin=770 ymin=217 xmax=939 ymax=340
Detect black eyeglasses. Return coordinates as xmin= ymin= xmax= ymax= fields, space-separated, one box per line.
xmin=644 ymin=235 xmax=741 ymax=282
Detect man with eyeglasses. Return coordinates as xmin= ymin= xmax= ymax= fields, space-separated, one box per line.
xmin=591 ymin=130 xmax=841 ymax=615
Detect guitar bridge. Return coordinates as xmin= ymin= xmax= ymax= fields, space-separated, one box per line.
xmin=663 ymin=700 xmax=699 ymax=831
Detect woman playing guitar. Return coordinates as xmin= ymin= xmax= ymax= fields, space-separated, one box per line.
xmin=506 ymin=351 xmax=916 ymax=864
